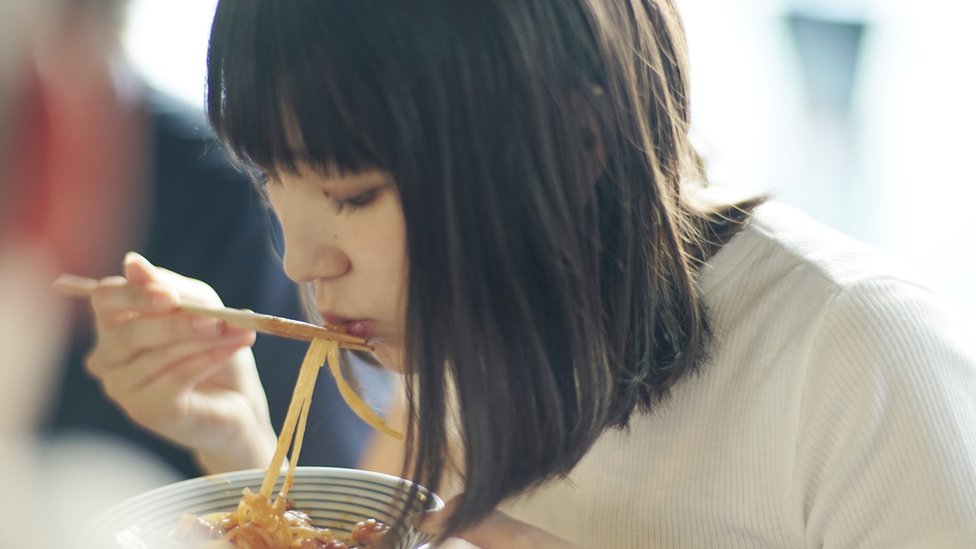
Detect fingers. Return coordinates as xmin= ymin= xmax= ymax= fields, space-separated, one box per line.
xmin=124 ymin=251 xmax=223 ymax=306
xmin=88 ymin=252 xmax=234 ymax=365
xmin=90 ymin=308 xmax=243 ymax=367
xmin=87 ymin=304 xmax=256 ymax=405
xmin=122 ymin=251 xmax=156 ymax=284
xmin=89 ymin=329 xmax=255 ymax=435
xmin=85 ymin=252 xmax=254 ymax=415
xmin=89 ymin=273 xmax=173 ymax=323
xmin=99 ymin=337 xmax=254 ymax=434
xmin=94 ymin=252 xmax=223 ymax=325
xmin=78 ymin=253 xmax=272 ymax=464
xmin=413 ymin=497 xmax=578 ymax=549
xmin=90 ymin=329 xmax=254 ymax=394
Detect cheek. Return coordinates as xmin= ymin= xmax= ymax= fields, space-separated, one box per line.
xmin=359 ymin=196 xmax=409 ymax=303
xmin=357 ymin=247 xmax=407 ymax=341
xmin=374 ymin=235 xmax=407 ymax=288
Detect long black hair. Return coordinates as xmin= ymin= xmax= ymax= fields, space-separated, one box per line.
xmin=207 ymin=0 xmax=759 ymax=542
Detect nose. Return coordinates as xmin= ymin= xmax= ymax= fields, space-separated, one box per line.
xmin=281 ymin=235 xmax=350 ymax=284
xmin=272 ymin=191 xmax=350 ymax=285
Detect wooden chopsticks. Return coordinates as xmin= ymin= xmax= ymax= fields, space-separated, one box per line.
xmin=53 ymin=274 xmax=372 ymax=352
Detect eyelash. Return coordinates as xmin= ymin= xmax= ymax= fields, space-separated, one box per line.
xmin=255 ymin=171 xmax=383 ymax=214
xmin=332 ymin=187 xmax=381 ymax=214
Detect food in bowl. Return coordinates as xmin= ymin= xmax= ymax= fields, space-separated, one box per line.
xmin=91 ymin=467 xmax=440 ymax=549
xmin=91 ymin=337 xmax=439 ymax=548
xmin=163 ymin=339 xmax=417 ymax=548
xmin=169 ymin=491 xmax=389 ymax=548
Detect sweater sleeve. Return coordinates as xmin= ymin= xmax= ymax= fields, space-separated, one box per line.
xmin=795 ymin=278 xmax=976 ymax=548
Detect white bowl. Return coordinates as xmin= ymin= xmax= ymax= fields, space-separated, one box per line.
xmin=87 ymin=466 xmax=443 ymax=548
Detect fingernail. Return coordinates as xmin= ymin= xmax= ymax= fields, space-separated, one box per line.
xmin=192 ymin=316 xmax=222 ymax=334
xmin=123 ymin=251 xmax=145 ymax=267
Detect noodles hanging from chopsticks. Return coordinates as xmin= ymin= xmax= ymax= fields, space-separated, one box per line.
xmin=170 ymin=338 xmax=397 ymax=547
xmin=260 ymin=337 xmax=331 ymax=498
xmin=327 ymin=344 xmax=403 ymax=440
xmin=218 ymin=338 xmax=334 ymax=546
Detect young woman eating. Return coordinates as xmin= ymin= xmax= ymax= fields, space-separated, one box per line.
xmin=83 ymin=1 xmax=976 ymax=547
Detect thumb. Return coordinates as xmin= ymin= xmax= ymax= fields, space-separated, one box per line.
xmin=123 ymin=251 xmax=158 ymax=284
xmin=122 ymin=251 xmax=222 ymax=308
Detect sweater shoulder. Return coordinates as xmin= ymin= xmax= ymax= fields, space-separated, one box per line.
xmin=701 ymin=201 xmax=927 ymax=306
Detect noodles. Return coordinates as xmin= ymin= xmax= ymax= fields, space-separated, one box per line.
xmin=327 ymin=344 xmax=403 ymax=440
xmin=259 ymin=337 xmax=330 ymax=499
xmin=168 ymin=338 xmax=392 ymax=548
xmin=323 ymin=322 xmax=403 ymax=440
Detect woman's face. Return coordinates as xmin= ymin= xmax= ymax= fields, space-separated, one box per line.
xmin=265 ymin=164 xmax=408 ymax=372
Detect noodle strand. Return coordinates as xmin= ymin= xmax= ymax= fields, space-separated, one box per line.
xmin=259 ymin=338 xmax=330 ymax=498
xmin=176 ymin=338 xmax=391 ymax=548
xmin=327 ymin=344 xmax=403 ymax=440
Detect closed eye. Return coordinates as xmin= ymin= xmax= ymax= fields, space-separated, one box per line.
xmin=332 ymin=187 xmax=383 ymax=214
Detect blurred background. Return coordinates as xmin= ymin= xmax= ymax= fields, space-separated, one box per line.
xmin=122 ymin=0 xmax=976 ymax=336
xmin=2 ymin=1 xmax=374 ymax=535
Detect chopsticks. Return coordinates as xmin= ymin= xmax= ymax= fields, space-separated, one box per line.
xmin=53 ymin=274 xmax=373 ymax=352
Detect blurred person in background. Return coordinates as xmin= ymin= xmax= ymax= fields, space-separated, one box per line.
xmin=1 ymin=1 xmax=175 ymax=547
xmin=1 ymin=0 xmax=64 ymax=451
xmin=35 ymin=0 xmax=379 ymax=478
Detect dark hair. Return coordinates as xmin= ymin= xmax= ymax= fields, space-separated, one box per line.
xmin=208 ymin=0 xmax=759 ymax=541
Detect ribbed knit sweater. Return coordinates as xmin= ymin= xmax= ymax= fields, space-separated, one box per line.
xmin=500 ymin=202 xmax=976 ymax=548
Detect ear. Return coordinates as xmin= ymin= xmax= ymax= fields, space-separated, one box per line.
xmin=569 ymin=85 xmax=610 ymax=199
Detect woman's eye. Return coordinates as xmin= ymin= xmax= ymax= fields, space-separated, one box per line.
xmin=332 ymin=187 xmax=381 ymax=214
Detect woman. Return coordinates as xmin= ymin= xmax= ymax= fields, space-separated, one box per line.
xmin=85 ymin=1 xmax=976 ymax=546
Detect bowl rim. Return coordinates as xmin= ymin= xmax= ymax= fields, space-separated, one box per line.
xmin=88 ymin=466 xmax=444 ymax=546
xmin=107 ymin=466 xmax=442 ymax=506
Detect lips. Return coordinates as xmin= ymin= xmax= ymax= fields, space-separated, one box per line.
xmin=323 ymin=314 xmax=375 ymax=340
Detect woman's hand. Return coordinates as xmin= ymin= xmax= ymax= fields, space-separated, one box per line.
xmin=85 ymin=252 xmax=277 ymax=473
xmin=415 ymin=496 xmax=579 ymax=549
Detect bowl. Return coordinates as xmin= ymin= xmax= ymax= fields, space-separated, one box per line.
xmin=87 ymin=466 xmax=443 ymax=548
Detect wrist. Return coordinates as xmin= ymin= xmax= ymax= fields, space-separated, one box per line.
xmin=192 ymin=421 xmax=276 ymax=475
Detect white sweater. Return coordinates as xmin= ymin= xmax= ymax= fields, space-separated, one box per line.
xmin=500 ymin=202 xmax=976 ymax=548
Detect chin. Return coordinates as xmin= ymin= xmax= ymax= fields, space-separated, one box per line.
xmin=370 ymin=342 xmax=406 ymax=374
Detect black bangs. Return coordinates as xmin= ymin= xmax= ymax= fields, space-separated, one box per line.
xmin=206 ymin=1 xmax=417 ymax=177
